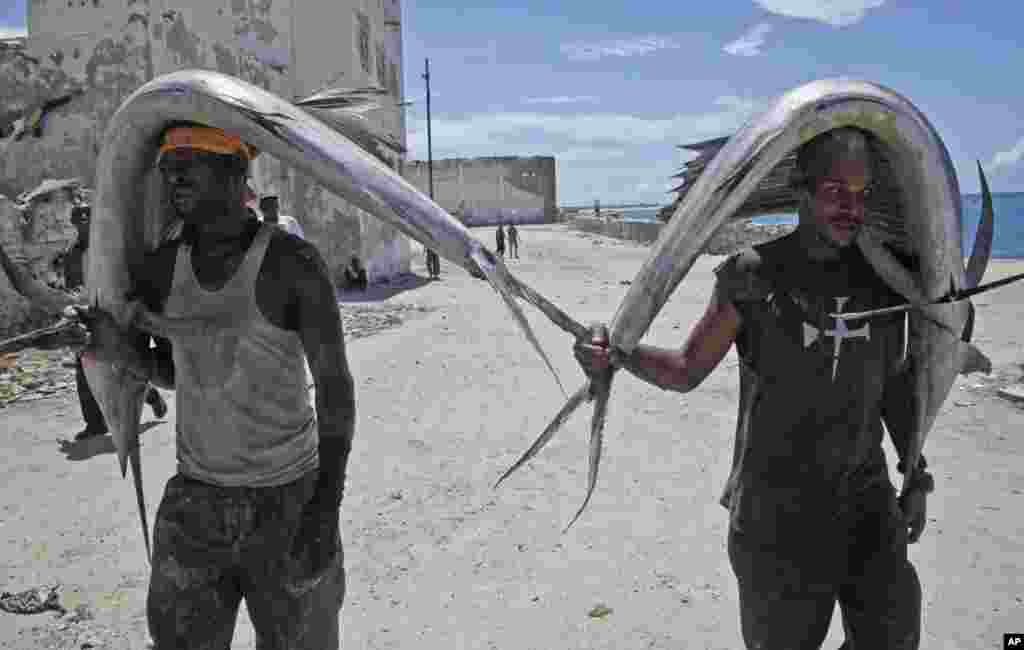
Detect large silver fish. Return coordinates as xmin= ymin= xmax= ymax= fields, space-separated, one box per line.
xmin=498 ymin=78 xmax=996 ymax=529
xmin=84 ymin=69 xmax=566 ymax=557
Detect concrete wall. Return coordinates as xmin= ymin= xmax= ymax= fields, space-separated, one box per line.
xmin=570 ymin=216 xmax=663 ymax=244
xmin=569 ymin=216 xmax=796 ymax=255
xmin=2 ymin=0 xmax=411 ymax=285
xmin=404 ymin=156 xmax=557 ymax=226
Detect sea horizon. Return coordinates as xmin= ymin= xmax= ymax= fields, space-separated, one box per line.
xmin=567 ymin=193 xmax=1024 ymax=260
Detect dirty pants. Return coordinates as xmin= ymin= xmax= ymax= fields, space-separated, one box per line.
xmin=728 ymin=484 xmax=920 ymax=649
xmin=147 ymin=471 xmax=345 ymax=650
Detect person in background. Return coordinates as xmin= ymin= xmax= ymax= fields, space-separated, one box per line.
xmin=495 ymin=224 xmax=505 ymax=258
xmin=425 ymin=248 xmax=440 ymax=279
xmin=63 ymin=206 xmax=167 ymax=441
xmin=507 ymin=223 xmax=519 ymax=259
xmin=343 ymin=255 xmax=368 ymax=291
xmin=260 ymin=195 xmax=306 ymax=240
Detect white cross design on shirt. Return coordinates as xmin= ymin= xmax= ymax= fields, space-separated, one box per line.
xmin=802 ymin=296 xmax=871 ymax=381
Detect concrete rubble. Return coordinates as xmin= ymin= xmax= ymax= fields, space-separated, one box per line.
xmin=0 ymin=178 xmax=82 ymax=339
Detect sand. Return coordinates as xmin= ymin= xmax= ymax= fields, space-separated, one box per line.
xmin=2 ymin=224 xmax=1022 ymax=649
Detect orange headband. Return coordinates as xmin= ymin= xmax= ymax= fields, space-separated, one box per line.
xmin=158 ymin=126 xmax=256 ymax=161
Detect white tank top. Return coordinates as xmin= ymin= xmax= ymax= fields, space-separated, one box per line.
xmin=163 ymin=224 xmax=318 ymax=487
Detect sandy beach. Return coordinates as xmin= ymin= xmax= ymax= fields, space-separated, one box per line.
xmin=2 ymin=223 xmax=1023 ymax=649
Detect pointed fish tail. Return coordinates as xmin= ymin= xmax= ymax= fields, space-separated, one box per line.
xmin=494 ymin=381 xmax=591 ymax=490
xmin=470 ymin=246 xmax=567 ymax=397
xmin=965 ymin=161 xmax=994 ymax=289
xmin=507 ymin=275 xmax=589 ymax=341
xmin=129 ymin=448 xmax=151 ymax=563
xmin=563 ymin=373 xmax=613 ymax=533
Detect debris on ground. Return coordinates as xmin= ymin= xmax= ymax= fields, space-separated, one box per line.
xmin=340 ymin=303 xmax=435 ymax=340
xmin=997 ymin=385 xmax=1024 ymax=403
xmin=587 ymin=603 xmax=613 ymax=619
xmin=0 ymin=584 xmax=66 ymax=615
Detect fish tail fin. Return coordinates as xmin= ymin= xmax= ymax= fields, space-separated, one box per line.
xmin=494 ymin=381 xmax=591 ymax=490
xmin=965 ymin=161 xmax=994 ymax=289
xmin=129 ymin=447 xmax=151 ymax=563
xmin=470 ymin=246 xmax=567 ymax=397
xmin=959 ymin=341 xmax=991 ymax=376
xmin=563 ymin=374 xmax=613 ymax=533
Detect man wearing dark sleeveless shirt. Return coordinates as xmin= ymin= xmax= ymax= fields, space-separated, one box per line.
xmin=87 ymin=124 xmax=354 ymax=649
xmin=575 ymin=128 xmax=931 ymax=649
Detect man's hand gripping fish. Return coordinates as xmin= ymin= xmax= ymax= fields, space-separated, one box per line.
xmin=496 ymin=78 xmax=1005 ymax=531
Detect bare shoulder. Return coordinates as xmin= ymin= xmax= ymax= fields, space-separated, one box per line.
xmin=712 ymin=246 xmax=771 ymax=305
xmin=263 ymin=228 xmax=331 ymax=284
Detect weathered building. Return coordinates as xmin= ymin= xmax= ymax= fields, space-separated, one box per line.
xmin=404 ymin=156 xmax=557 ymax=226
xmin=0 ymin=0 xmax=411 ymax=285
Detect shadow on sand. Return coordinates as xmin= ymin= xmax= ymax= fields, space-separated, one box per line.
xmin=57 ymin=420 xmax=164 ymax=462
xmin=337 ymin=273 xmax=435 ymax=304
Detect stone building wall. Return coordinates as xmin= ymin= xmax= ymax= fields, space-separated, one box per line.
xmin=1 ymin=0 xmax=411 ymax=286
xmin=404 ymin=156 xmax=558 ymax=226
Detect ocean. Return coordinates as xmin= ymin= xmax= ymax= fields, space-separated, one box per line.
xmin=618 ymin=193 xmax=1024 ymax=259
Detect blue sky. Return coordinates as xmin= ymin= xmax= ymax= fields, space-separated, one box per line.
xmin=3 ymin=1 xmax=1022 ymax=205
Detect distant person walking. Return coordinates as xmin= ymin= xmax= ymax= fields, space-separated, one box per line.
xmin=260 ymin=195 xmax=306 ymax=240
xmin=495 ymin=224 xmax=506 ymax=258
xmin=62 ymin=206 xmax=166 ymax=441
xmin=507 ymin=224 xmax=519 ymax=259
xmin=343 ymin=255 xmax=368 ymax=291
xmin=425 ymin=249 xmax=440 ymax=279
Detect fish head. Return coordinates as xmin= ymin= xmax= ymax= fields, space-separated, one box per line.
xmin=79 ymin=347 xmax=149 ymax=478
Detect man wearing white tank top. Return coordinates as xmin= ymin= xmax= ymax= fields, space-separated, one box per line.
xmin=88 ymin=122 xmax=353 ymax=649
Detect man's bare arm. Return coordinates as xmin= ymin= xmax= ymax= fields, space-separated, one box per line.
xmin=144 ymin=336 xmax=175 ymax=390
xmin=618 ymin=288 xmax=741 ymax=392
xmin=292 ymin=242 xmax=356 ymax=505
xmin=131 ymin=244 xmax=178 ymax=390
xmin=575 ymin=288 xmax=741 ymax=393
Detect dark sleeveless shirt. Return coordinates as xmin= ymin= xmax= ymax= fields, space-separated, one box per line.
xmin=714 ymin=232 xmax=910 ymax=543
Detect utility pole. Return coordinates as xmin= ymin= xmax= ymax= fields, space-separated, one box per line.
xmin=422 ymin=58 xmax=439 ymax=278
xmin=423 ymin=58 xmax=434 ymax=200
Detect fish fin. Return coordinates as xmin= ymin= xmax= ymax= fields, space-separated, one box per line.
xmin=470 ymin=247 xmax=567 ymax=397
xmin=965 ymin=161 xmax=994 ymax=289
xmin=563 ymin=373 xmax=613 ymax=533
xmin=959 ymin=341 xmax=991 ymax=376
xmin=507 ymin=275 xmax=589 ymax=341
xmin=129 ymin=448 xmax=151 ymax=563
xmin=494 ymin=381 xmax=590 ymax=489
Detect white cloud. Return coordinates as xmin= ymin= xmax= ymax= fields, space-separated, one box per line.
xmin=753 ymin=0 xmax=885 ymax=27
xmin=986 ymin=137 xmax=1024 ymax=173
xmin=406 ymin=99 xmax=757 ymax=159
xmin=404 ymin=95 xmax=763 ymax=204
xmin=560 ymin=35 xmax=680 ymax=61
xmin=0 ymin=25 xmax=27 ymax=40
xmin=723 ymin=22 xmax=774 ymax=56
xmin=523 ymin=95 xmax=599 ymax=105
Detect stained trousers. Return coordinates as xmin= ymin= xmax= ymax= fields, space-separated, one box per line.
xmin=147 ymin=472 xmax=345 ymax=650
